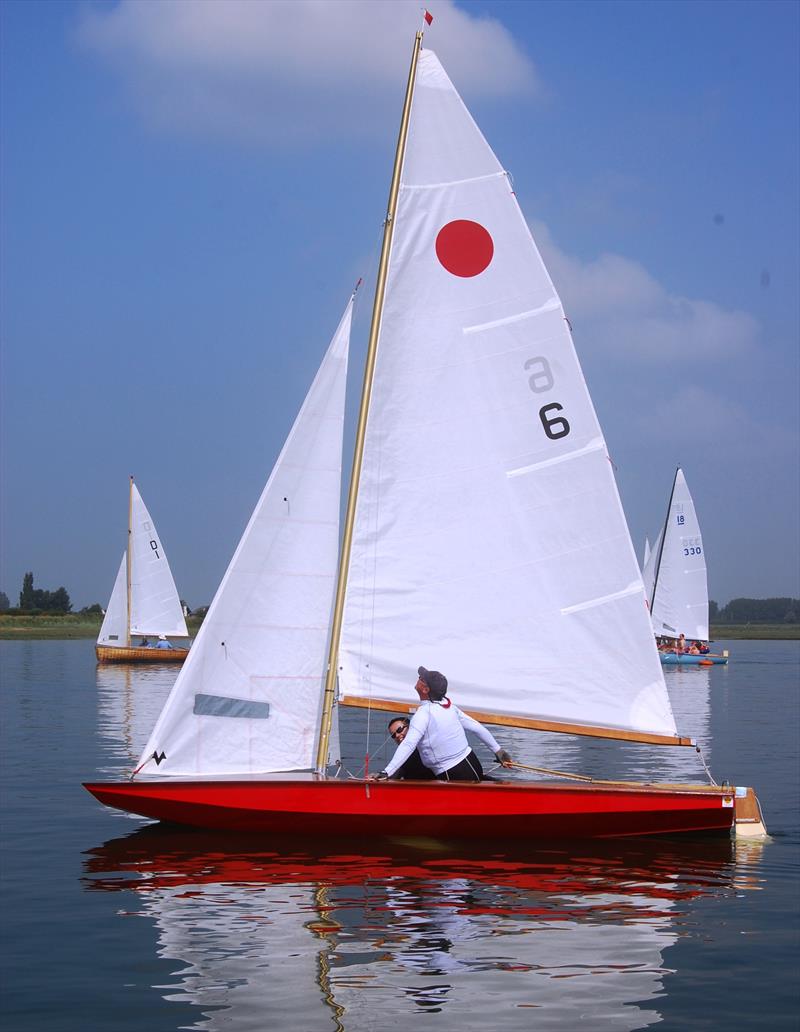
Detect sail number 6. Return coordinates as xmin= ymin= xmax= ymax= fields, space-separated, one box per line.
xmin=524 ymin=356 xmax=571 ymax=440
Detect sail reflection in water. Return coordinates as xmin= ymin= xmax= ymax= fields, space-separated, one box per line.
xmin=96 ymin=664 xmax=179 ymax=771
xmin=83 ymin=827 xmax=762 ymax=1031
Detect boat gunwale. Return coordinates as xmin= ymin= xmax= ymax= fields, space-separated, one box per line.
xmin=83 ymin=777 xmax=734 ymax=799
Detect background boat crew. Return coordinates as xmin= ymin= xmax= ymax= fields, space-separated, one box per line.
xmin=156 ymin=635 xmax=173 ymax=650
xmin=373 ymin=667 xmax=513 ymax=783
xmin=386 ymin=717 xmax=436 ymax=780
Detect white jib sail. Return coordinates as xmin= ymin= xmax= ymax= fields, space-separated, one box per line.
xmin=649 ymin=469 xmax=709 ymax=641
xmin=338 ymin=49 xmax=675 ymax=739
xmin=129 ymin=484 xmax=189 ymax=639
xmin=97 ymin=553 xmax=128 ymax=646
xmin=136 ymin=296 xmax=353 ymax=776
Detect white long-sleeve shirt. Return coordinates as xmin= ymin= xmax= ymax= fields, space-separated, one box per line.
xmin=383 ymin=699 xmax=501 ymax=777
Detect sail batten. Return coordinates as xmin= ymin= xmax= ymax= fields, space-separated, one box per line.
xmin=464 ymin=300 xmax=561 ymax=334
xmin=402 ymin=170 xmax=508 ymax=190
xmin=561 ymin=581 xmax=643 ymax=615
xmin=507 ymin=437 xmax=605 ymax=477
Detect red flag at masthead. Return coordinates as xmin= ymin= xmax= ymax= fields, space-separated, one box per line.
xmin=423 ymin=9 xmax=433 ymax=25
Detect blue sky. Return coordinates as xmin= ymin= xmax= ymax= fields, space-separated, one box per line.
xmin=2 ymin=0 xmax=798 ymax=610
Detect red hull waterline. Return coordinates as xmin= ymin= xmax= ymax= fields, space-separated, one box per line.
xmin=83 ymin=778 xmax=736 ymax=840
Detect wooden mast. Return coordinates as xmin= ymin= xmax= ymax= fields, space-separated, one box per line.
xmin=315 ymin=32 xmax=425 ymax=772
xmin=126 ymin=475 xmax=133 ymax=648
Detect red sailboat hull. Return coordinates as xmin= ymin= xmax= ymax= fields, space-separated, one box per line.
xmin=83 ymin=778 xmax=735 ymax=839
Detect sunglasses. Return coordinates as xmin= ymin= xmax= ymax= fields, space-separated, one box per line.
xmin=390 ymin=726 xmax=407 ymax=739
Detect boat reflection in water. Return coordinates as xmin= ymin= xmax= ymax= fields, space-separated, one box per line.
xmin=83 ymin=825 xmax=762 ymax=1031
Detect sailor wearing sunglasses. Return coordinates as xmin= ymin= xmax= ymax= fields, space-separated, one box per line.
xmin=372 ymin=666 xmax=512 ymax=783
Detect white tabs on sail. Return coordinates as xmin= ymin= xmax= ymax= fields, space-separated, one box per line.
xmin=650 ymin=469 xmax=709 ymax=641
xmin=137 ymin=297 xmax=353 ymax=776
xmin=339 ymin=49 xmax=675 ymax=741
xmin=97 ymin=553 xmax=128 ymax=646
xmin=129 ymin=484 xmax=189 ymax=639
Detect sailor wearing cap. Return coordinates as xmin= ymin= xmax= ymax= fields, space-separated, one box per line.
xmin=374 ymin=666 xmax=513 ymax=782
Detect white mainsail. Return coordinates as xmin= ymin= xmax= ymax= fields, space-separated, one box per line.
xmin=129 ymin=484 xmax=189 ymax=639
xmin=338 ymin=48 xmax=675 ymax=740
xmin=137 ymin=296 xmax=353 ymax=776
xmin=648 ymin=468 xmax=709 ymax=641
xmin=97 ymin=553 xmax=128 ymax=646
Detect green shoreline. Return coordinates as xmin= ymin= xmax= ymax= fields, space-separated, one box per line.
xmin=0 ymin=616 xmax=204 ymax=640
xmin=0 ymin=615 xmax=796 ymax=641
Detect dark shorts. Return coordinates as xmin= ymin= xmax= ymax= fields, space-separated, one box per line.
xmin=436 ymin=749 xmax=484 ymax=783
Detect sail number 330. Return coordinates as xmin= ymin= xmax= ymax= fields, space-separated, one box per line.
xmin=524 ymin=356 xmax=570 ymax=440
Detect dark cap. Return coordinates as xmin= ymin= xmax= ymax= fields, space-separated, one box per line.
xmin=418 ymin=666 xmax=448 ymax=700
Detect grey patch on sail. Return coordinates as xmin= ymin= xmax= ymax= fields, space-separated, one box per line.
xmin=193 ymin=694 xmax=270 ymax=719
xmin=108 ymin=635 xmax=119 ymax=641
xmin=561 ymin=581 xmax=642 ymax=616
xmin=506 ymin=436 xmax=605 ymax=479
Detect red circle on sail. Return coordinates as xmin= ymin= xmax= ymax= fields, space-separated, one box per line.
xmin=435 ymin=220 xmax=494 ymax=277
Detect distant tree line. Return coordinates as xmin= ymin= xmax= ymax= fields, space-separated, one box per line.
xmin=710 ymin=598 xmax=798 ymax=624
xmin=15 ymin=572 xmax=72 ymax=613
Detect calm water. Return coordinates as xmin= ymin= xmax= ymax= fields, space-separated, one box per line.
xmin=1 ymin=639 xmax=798 ymax=1030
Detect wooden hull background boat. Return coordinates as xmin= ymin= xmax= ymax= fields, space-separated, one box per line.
xmin=84 ymin=777 xmax=739 ymax=839
xmin=96 ymin=478 xmax=189 ymax=664
xmin=95 ymin=645 xmax=189 ymax=664
xmin=660 ymin=652 xmax=728 ymax=666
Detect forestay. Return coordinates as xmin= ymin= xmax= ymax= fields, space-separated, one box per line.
xmin=136 ymin=298 xmax=353 ymax=776
xmin=129 ymin=484 xmax=189 ymax=639
xmin=649 ymin=469 xmax=709 ymax=641
xmin=97 ymin=553 xmax=128 ymax=646
xmin=338 ymin=49 xmax=676 ymax=741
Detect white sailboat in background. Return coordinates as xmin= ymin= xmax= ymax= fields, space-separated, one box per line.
xmin=96 ymin=479 xmax=189 ymax=663
xmin=642 ymin=467 xmax=728 ymax=665
xmin=86 ymin=35 xmax=761 ymax=838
